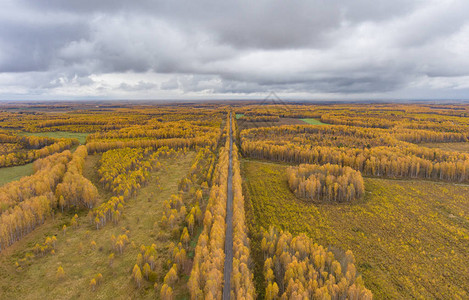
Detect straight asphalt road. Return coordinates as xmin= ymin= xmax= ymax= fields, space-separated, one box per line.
xmin=222 ymin=113 xmax=234 ymax=300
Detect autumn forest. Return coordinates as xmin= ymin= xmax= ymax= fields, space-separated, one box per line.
xmin=0 ymin=101 xmax=468 ymax=299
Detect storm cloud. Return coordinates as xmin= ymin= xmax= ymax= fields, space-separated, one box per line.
xmin=0 ymin=0 xmax=468 ymax=100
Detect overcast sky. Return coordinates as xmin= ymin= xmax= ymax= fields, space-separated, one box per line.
xmin=1 ymin=0 xmax=469 ymax=101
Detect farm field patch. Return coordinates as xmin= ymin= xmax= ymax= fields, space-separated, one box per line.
xmin=300 ymin=118 xmax=327 ymax=125
xmin=237 ymin=117 xmax=305 ymax=130
xmin=420 ymin=142 xmax=469 ymax=153
xmin=0 ymin=162 xmax=34 ymax=186
xmin=20 ymin=131 xmax=89 ymax=144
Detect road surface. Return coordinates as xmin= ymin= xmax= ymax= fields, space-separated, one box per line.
xmin=222 ymin=113 xmax=234 ymax=300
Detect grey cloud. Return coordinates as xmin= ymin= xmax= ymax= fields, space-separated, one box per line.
xmin=339 ymin=0 xmax=418 ymax=22
xmin=1 ymin=0 xmax=469 ymax=99
xmin=119 ymin=81 xmax=158 ymax=92
xmin=392 ymin=1 xmax=469 ymax=48
xmin=161 ymin=78 xmax=179 ymax=90
xmin=0 ymin=20 xmax=88 ymax=72
xmin=20 ymin=0 xmax=418 ymax=49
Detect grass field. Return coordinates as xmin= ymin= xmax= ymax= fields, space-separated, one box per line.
xmin=420 ymin=142 xmax=469 ymax=153
xmin=300 ymin=118 xmax=327 ymax=125
xmin=0 ymin=162 xmax=34 ymax=186
xmin=20 ymin=131 xmax=89 ymax=144
xmin=0 ymin=152 xmax=195 ymax=299
xmin=0 ymin=132 xmax=88 ymax=186
xmin=237 ymin=117 xmax=305 ymax=130
xmin=235 ymin=114 xmax=244 ymax=119
xmin=242 ymin=159 xmax=469 ymax=299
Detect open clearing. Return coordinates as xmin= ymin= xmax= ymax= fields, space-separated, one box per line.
xmin=242 ymin=159 xmax=469 ymax=299
xmin=237 ymin=117 xmax=305 ymax=130
xmin=300 ymin=118 xmax=327 ymax=125
xmin=0 ymin=162 xmax=34 ymax=186
xmin=420 ymin=142 xmax=469 ymax=153
xmin=0 ymin=152 xmax=194 ymax=299
xmin=20 ymin=131 xmax=89 ymax=144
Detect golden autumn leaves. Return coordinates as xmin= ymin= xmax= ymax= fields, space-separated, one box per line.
xmin=0 ymin=151 xmax=71 ymax=251
xmin=261 ymin=227 xmax=372 ymax=299
xmin=287 ymin=164 xmax=365 ymax=202
xmin=230 ymin=140 xmax=256 ymax=298
xmin=56 ymin=146 xmax=99 ymax=210
xmin=188 ymin=114 xmax=257 ymax=299
xmin=242 ymin=125 xmax=469 ymax=183
xmin=0 ymin=133 xmax=77 ymax=168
